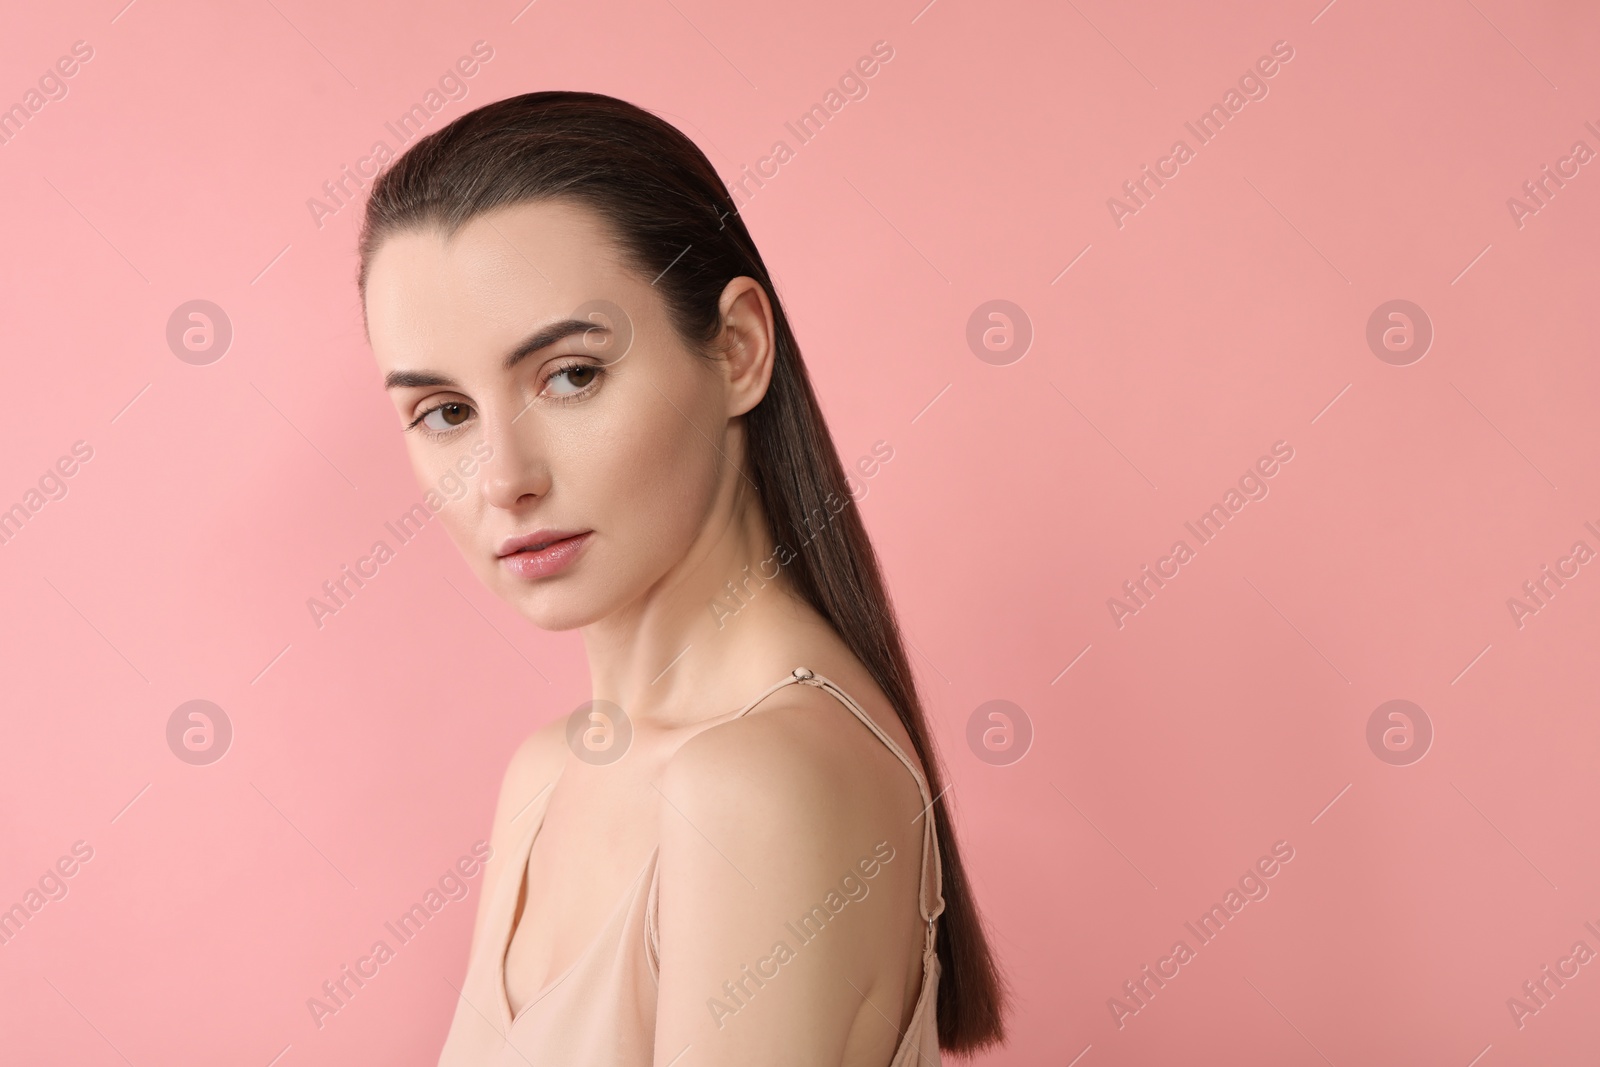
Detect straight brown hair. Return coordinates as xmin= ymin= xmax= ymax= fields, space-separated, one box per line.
xmin=356 ymin=90 xmax=1006 ymax=1053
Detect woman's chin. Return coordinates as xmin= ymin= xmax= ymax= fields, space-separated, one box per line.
xmin=495 ymin=583 xmax=607 ymax=633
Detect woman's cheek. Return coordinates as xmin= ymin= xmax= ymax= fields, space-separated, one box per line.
xmin=608 ymin=403 xmax=719 ymax=561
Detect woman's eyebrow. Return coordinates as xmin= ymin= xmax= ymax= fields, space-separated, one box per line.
xmin=385 ymin=369 xmax=456 ymax=389
xmin=503 ymin=318 xmax=602 ymax=372
xmin=383 ymin=318 xmax=607 ymax=390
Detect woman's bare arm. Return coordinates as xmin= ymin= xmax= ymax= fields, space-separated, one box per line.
xmin=651 ymin=697 xmax=925 ymax=1067
xmin=467 ymin=719 xmax=568 ymax=960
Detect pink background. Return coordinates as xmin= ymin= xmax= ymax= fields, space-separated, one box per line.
xmin=3 ymin=0 xmax=1598 ymax=1063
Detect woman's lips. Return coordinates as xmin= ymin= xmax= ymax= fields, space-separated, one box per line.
xmin=497 ymin=531 xmax=593 ymax=580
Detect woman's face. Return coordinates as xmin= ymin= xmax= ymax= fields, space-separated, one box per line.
xmin=363 ymin=198 xmax=749 ymax=631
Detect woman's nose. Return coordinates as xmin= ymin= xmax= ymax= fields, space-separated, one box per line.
xmin=478 ymin=407 xmax=551 ymax=509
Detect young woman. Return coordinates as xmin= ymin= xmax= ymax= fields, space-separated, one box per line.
xmin=357 ymin=91 xmax=1005 ymax=1066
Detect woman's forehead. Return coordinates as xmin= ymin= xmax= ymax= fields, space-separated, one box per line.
xmin=365 ymin=203 xmax=647 ymax=367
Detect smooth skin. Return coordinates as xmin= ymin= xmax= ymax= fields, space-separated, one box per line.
xmin=364 ymin=199 xmax=930 ymax=1067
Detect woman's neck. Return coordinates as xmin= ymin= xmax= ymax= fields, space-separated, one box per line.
xmin=577 ymin=486 xmax=826 ymax=731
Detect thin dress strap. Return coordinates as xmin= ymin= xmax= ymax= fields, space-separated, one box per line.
xmin=734 ymin=668 xmax=947 ymax=941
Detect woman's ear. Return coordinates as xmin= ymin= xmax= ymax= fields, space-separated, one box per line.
xmin=716 ymin=276 xmax=777 ymax=418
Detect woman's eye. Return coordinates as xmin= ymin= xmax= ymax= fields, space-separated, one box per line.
xmin=421 ymin=402 xmax=474 ymax=432
xmin=545 ymin=364 xmax=600 ymax=397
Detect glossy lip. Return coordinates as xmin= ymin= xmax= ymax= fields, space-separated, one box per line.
xmin=496 ymin=529 xmax=589 ymax=558
xmin=496 ymin=529 xmax=593 ymax=581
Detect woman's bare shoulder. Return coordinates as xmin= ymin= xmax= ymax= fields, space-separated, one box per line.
xmin=650 ymin=684 xmax=927 ymax=1059
xmin=649 ymin=681 xmax=928 ymax=895
xmin=658 ymin=680 xmax=926 ymax=873
xmin=467 ymin=718 xmax=567 ymax=948
xmin=488 ymin=716 xmax=567 ymax=833
xmin=500 ymin=717 xmax=569 ymax=805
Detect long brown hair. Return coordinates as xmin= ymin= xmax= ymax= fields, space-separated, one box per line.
xmin=356 ymin=90 xmax=1006 ymax=1053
